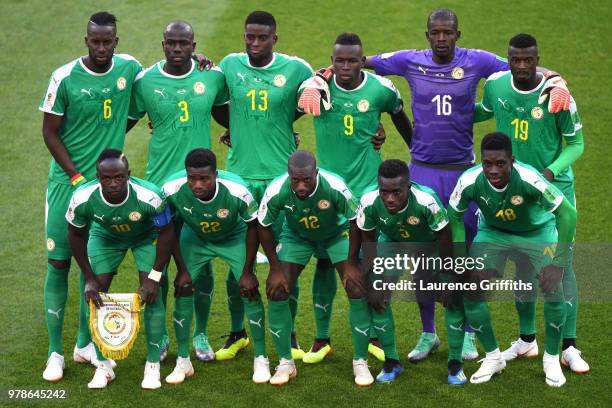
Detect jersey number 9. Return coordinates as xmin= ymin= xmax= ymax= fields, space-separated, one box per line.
xmin=343 ymin=114 xmax=354 ymax=136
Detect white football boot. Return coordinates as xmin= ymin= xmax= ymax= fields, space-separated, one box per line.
xmin=543 ymin=352 xmax=566 ymax=387
xmin=501 ymin=338 xmax=539 ymax=361
xmin=42 ymin=352 xmax=64 ymax=382
xmin=352 ymin=358 xmax=374 ymax=386
xmin=269 ymin=358 xmax=296 ymax=386
xmin=165 ymin=357 xmax=194 ymax=384
xmin=252 ymin=356 xmax=272 ymax=384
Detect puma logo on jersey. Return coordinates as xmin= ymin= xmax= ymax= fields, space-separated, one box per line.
xmin=198 ymin=290 xmax=213 ymax=299
xmin=47 ymin=308 xmax=63 ymax=319
xmin=93 ymin=214 xmax=105 ymax=221
xmin=515 ymin=294 xmax=525 ymax=304
xmin=154 ymin=88 xmax=167 ymax=98
xmin=80 ymin=88 xmax=93 ymax=96
xmin=284 ymin=204 xmax=295 ymax=212
xmin=417 ymin=66 xmax=429 ymax=75
xmin=549 ymin=322 xmax=562 ymax=332
xmin=269 ymin=328 xmax=281 ymax=338
xmin=471 ymin=325 xmax=483 ymax=333
xmin=249 ymin=318 xmax=262 ymax=328
xmin=480 ymin=196 xmax=491 ymax=206
xmin=379 ymin=217 xmax=389 ymax=224
xmin=184 ymin=206 xmax=194 ymax=214
xmin=149 ymin=341 xmax=161 ymax=349
xmin=449 ymin=323 xmax=464 ymax=332
xmin=314 ymin=303 xmax=330 ymax=313
xmin=497 ymin=98 xmax=509 ymax=109
xmin=565 ymin=297 xmax=574 ymax=307
xmin=173 ymin=317 xmax=185 ymax=328
xmin=237 ymin=73 xmax=246 ymax=82
xmin=354 ymin=326 xmax=369 ymax=337
xmin=374 ymin=324 xmax=387 ymax=333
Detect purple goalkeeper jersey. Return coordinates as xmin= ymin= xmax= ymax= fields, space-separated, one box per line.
xmin=371 ymin=47 xmax=508 ymax=165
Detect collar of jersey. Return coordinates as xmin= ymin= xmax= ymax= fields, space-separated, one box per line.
xmin=486 ymin=178 xmax=508 ymax=192
xmin=334 ymin=71 xmax=368 ymax=92
xmin=246 ymin=52 xmax=276 ymax=69
xmin=196 ymin=180 xmax=219 ymax=204
xmin=510 ymin=73 xmax=545 ymax=95
xmin=158 ymin=59 xmax=195 ymax=79
xmin=79 ymin=56 xmax=115 ymax=77
xmin=99 ymin=183 xmax=130 ymax=207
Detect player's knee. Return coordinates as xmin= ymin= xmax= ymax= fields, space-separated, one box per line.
xmin=344 ymin=279 xmax=365 ymax=299
xmin=267 ymin=286 xmax=290 ymax=302
xmin=316 ymin=258 xmax=333 ymax=268
xmin=48 ymin=258 xmax=70 ymax=269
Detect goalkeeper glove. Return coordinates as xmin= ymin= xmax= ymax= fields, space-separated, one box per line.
xmin=297 ymin=68 xmax=333 ymax=116
xmin=538 ymin=71 xmax=571 ymax=113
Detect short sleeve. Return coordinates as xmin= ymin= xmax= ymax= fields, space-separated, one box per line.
xmin=128 ymin=74 xmax=147 ymax=120
xmin=238 ymin=189 xmax=259 ymax=222
xmin=556 ymin=98 xmax=582 ymax=137
xmin=258 ymin=188 xmax=282 ymax=227
xmin=66 ymin=195 xmax=89 ymax=228
xmin=423 ymin=194 xmax=449 ymax=231
xmin=369 ymin=50 xmax=415 ymax=76
xmin=212 ymin=67 xmax=230 ymax=105
xmin=476 ymin=49 xmax=509 ymax=78
xmin=449 ymin=171 xmax=477 ymax=212
xmin=39 ymin=71 xmax=68 ymax=116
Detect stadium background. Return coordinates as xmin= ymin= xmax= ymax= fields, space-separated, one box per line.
xmin=1 ymin=0 xmax=611 ymax=406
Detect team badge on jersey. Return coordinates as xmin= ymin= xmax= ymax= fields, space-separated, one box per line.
xmin=194 ymin=81 xmax=206 ymax=95
xmin=357 ymin=99 xmax=369 ymax=112
xmin=318 ymin=200 xmax=330 ymax=210
xmin=274 ymin=74 xmax=286 ymax=87
xmin=217 ymin=208 xmax=229 ymax=218
xmin=116 ymin=77 xmax=127 ymax=91
xmin=451 ymin=67 xmax=464 ymax=79
xmin=408 ymin=216 xmax=420 ymax=225
xmin=531 ymin=107 xmax=544 ymax=120
xmin=511 ymin=195 xmax=524 ymax=205
xmin=46 ymin=238 xmax=55 ymax=251
xmin=129 ymin=211 xmax=141 ymax=221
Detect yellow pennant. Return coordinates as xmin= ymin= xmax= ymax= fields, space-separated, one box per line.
xmin=89 ymin=293 xmax=140 ymax=360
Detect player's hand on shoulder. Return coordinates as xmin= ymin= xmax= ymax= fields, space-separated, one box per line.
xmin=193 ymin=54 xmax=216 ymax=71
xmin=538 ymin=71 xmax=571 ymax=113
xmin=539 ymin=264 xmax=564 ymax=294
xmin=371 ymin=123 xmax=386 ymax=151
xmin=219 ymin=130 xmax=231 ymax=147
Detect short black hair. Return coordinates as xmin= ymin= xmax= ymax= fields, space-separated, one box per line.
xmin=245 ymin=11 xmax=276 ymax=29
xmin=185 ymin=148 xmax=216 ymax=171
xmin=89 ymin=11 xmax=117 ymax=27
xmin=428 ymin=8 xmax=458 ymax=30
xmin=335 ymin=32 xmax=362 ymax=47
xmin=96 ymin=148 xmax=128 ymax=168
xmin=481 ymin=132 xmax=512 ymax=156
xmin=378 ymin=159 xmax=409 ymax=180
xmin=509 ymin=33 xmax=537 ymax=49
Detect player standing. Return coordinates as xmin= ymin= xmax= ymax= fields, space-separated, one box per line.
xmin=39 ymin=11 xmax=141 ymax=381
xmin=448 ymin=133 xmax=577 ymax=386
xmin=128 ymin=20 xmax=234 ymax=362
xmin=258 ymin=151 xmax=374 ymax=386
xmin=474 ymin=33 xmax=588 ymax=373
xmin=298 ymin=33 xmax=412 ymax=364
xmin=66 ymin=150 xmax=175 ymax=389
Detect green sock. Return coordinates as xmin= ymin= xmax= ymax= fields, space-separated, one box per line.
xmin=348 ymin=298 xmax=371 ymax=360
xmin=76 ymin=273 xmax=92 ymax=348
xmin=44 ymin=263 xmax=68 ymax=356
xmin=174 ymin=295 xmax=194 ymax=358
xmin=160 ymin=265 xmax=169 ymax=339
xmin=463 ymin=299 xmax=498 ymax=352
xmin=312 ymin=265 xmax=336 ymax=339
xmin=445 ymin=305 xmax=466 ymax=363
xmin=145 ymin=295 xmax=166 ymax=362
xmin=193 ymin=271 xmax=213 ymax=337
xmin=544 ymin=281 xmax=566 ymax=355
xmin=289 ymin=283 xmax=299 ymax=333
xmin=244 ymin=298 xmax=267 ymax=357
xmin=372 ymin=303 xmax=399 ymax=360
xmin=227 ymin=274 xmax=245 ymax=332
xmin=561 ymin=260 xmax=578 ymax=340
xmin=515 ymin=301 xmax=536 ymax=337
xmin=268 ymin=300 xmax=292 ymax=360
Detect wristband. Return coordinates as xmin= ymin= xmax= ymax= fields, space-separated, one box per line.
xmin=148 ymin=269 xmax=163 ymax=282
xmin=71 ymin=173 xmax=85 ymax=186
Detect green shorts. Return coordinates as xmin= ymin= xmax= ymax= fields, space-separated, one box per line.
xmin=45 ymin=180 xmax=75 ymax=260
xmin=180 ymin=225 xmax=245 ymax=282
xmin=277 ymin=226 xmax=349 ymax=266
xmin=244 ymin=177 xmax=285 ymax=239
xmin=88 ymin=229 xmax=157 ymax=275
xmin=471 ymin=221 xmax=557 ymax=276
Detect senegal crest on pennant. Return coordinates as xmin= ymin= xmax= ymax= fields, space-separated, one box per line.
xmin=90 ymin=293 xmax=140 ymax=360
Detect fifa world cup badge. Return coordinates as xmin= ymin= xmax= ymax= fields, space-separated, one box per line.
xmin=90 ymin=293 xmax=140 ymax=360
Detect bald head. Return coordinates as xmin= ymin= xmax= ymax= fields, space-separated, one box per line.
xmin=164 ymin=20 xmax=194 ymax=40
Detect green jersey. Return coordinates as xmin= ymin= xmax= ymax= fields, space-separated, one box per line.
xmin=219 ymin=52 xmax=313 ymax=179
xmin=162 ymin=170 xmax=258 ymax=242
xmin=305 ymin=72 xmax=403 ymax=197
xmin=481 ymin=71 xmax=583 ymax=184
xmin=39 ymin=54 xmax=142 ymax=184
xmin=258 ymin=169 xmax=359 ymax=241
xmin=357 ymin=182 xmax=448 ymax=242
xmin=449 ymin=161 xmax=564 ymax=233
xmin=66 ymin=177 xmax=168 ymax=242
xmin=129 ymin=61 xmax=229 ymax=185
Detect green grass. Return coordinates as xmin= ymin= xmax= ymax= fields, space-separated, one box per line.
xmin=1 ymin=0 xmax=611 ymax=406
